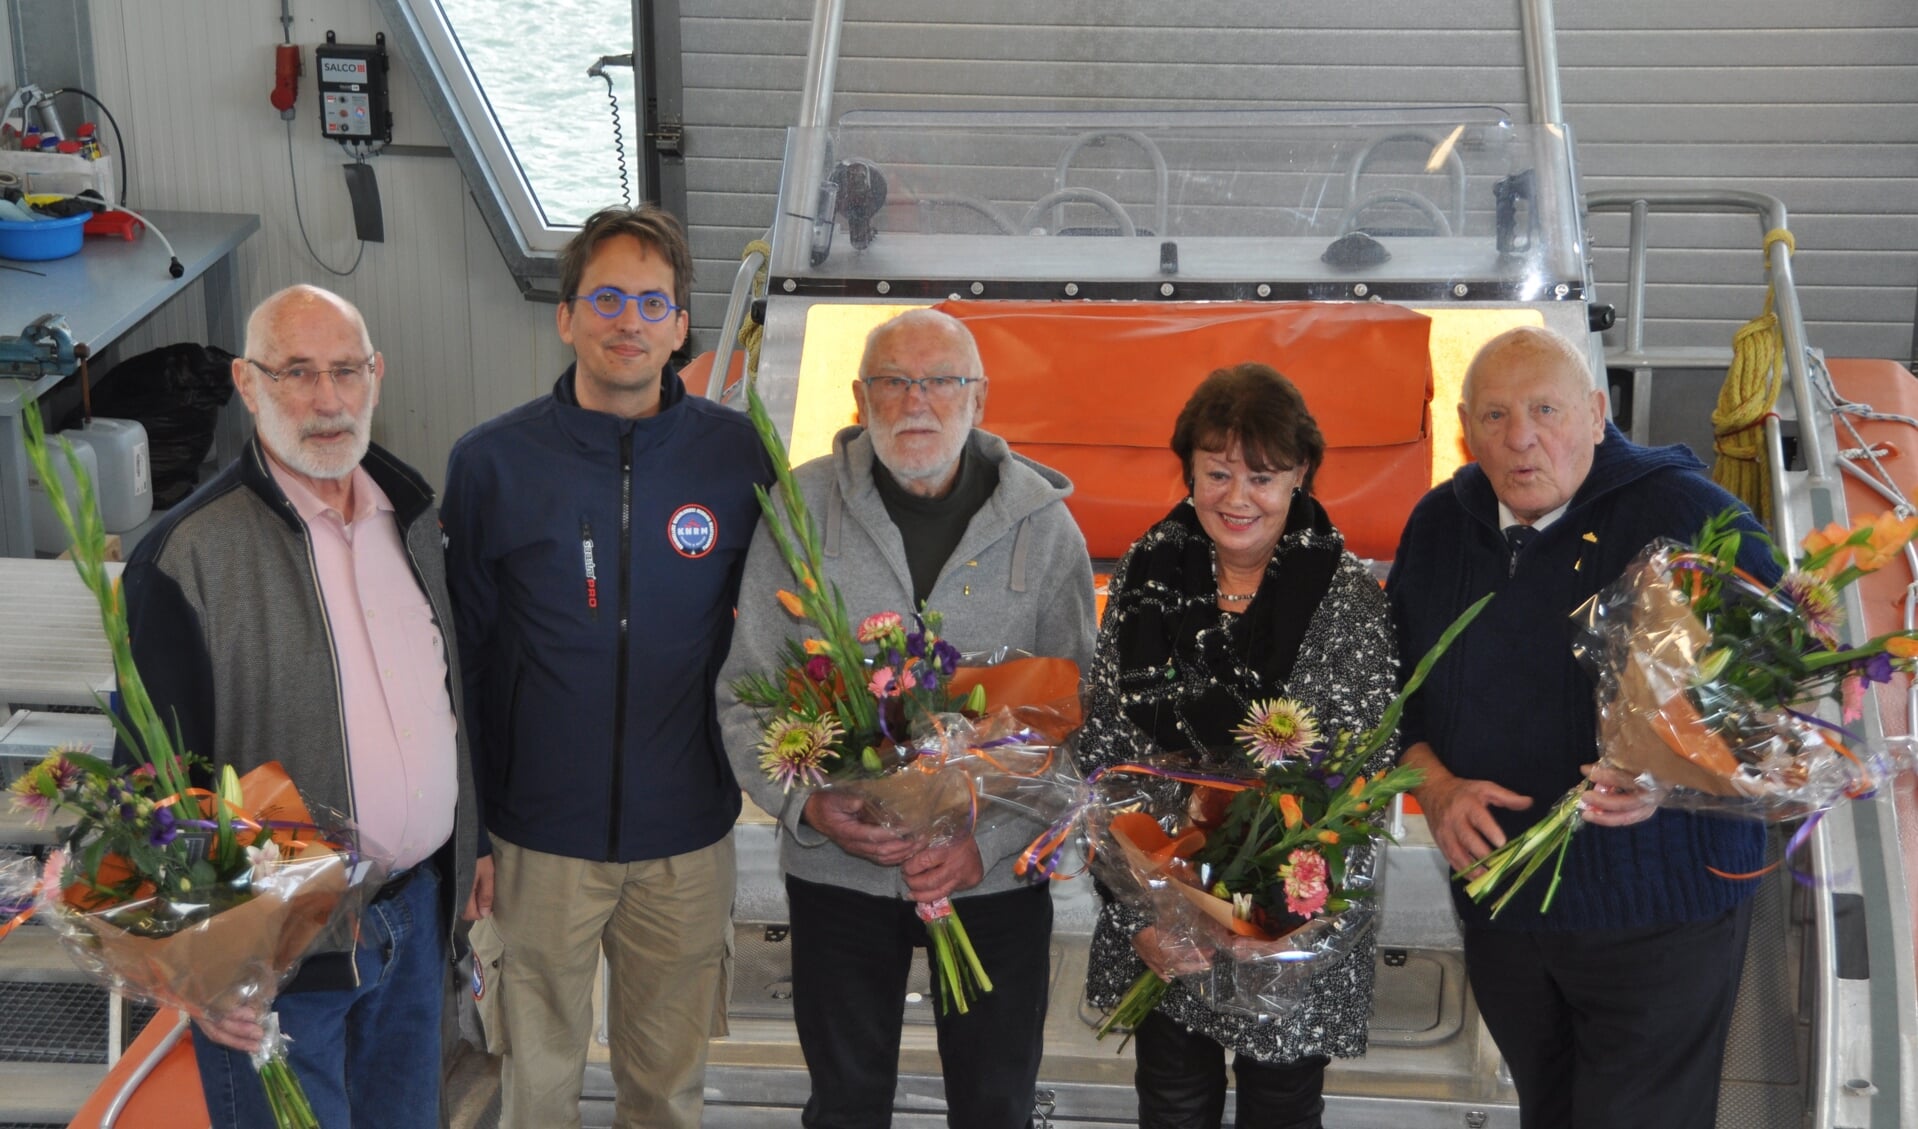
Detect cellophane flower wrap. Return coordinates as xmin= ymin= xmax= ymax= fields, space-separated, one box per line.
xmin=1466 ymin=509 xmax=1918 ymax=918
xmin=8 ymin=400 xmax=388 ymax=1129
xmin=1087 ymin=595 xmax=1491 ymax=1035
xmin=731 ymin=383 xmax=1087 ymax=1014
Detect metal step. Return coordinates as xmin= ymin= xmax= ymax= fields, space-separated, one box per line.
xmin=0 ymin=1061 xmax=106 ymax=1125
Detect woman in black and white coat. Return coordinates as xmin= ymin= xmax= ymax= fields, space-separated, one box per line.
xmin=1076 ymin=363 xmax=1400 ymax=1129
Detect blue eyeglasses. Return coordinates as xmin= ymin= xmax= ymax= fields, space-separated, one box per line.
xmin=570 ymin=287 xmax=682 ymax=322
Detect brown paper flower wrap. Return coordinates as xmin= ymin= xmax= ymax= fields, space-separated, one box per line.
xmin=1466 ymin=511 xmax=1918 ymax=919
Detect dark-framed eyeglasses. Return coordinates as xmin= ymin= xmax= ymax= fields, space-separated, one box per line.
xmin=243 ymin=356 xmax=376 ymax=390
xmin=570 ymin=287 xmax=681 ymax=322
xmin=860 ymin=375 xmax=981 ymax=402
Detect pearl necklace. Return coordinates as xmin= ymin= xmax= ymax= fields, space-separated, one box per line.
xmin=1212 ymin=547 xmax=1262 ymax=604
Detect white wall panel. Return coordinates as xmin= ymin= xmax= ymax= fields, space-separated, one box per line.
xmin=76 ymin=0 xmax=562 ymax=491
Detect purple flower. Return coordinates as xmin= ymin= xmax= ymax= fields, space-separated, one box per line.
xmin=149 ymin=805 xmax=180 ymax=847
xmin=906 ymin=632 xmax=927 ymax=659
xmin=1859 ymin=651 xmax=1895 ymax=684
xmin=1321 ymin=773 xmax=1345 ymax=791
xmin=933 ymin=640 xmax=960 ymax=677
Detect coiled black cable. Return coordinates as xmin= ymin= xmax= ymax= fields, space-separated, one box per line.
xmin=600 ymin=72 xmax=632 ymax=208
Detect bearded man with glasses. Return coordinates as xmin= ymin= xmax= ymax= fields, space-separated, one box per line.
xmin=718 ymin=308 xmax=1095 ymax=1128
xmin=122 ymin=284 xmax=482 ymax=1128
xmin=442 ymin=204 xmax=773 ymax=1128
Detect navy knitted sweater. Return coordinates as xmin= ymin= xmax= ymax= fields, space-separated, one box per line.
xmin=1387 ymin=424 xmax=1773 ymax=931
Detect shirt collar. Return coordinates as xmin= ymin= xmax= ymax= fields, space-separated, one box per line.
xmin=1498 ymin=499 xmax=1567 ymax=533
xmin=267 ymin=453 xmax=391 ymax=527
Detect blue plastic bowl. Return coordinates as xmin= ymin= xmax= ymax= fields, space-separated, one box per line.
xmin=0 ymin=211 xmax=87 ymax=261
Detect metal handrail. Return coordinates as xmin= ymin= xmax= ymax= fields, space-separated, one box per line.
xmin=709 ymin=240 xmax=770 ymax=403
xmin=101 ymin=1011 xmax=190 ymax=1128
xmin=1586 ymin=189 xmax=1827 ymax=487
xmin=1052 ymin=130 xmax=1169 ymax=236
xmin=1344 ymin=131 xmax=1468 ymax=233
xmin=1518 ymin=0 xmax=1565 ymax=125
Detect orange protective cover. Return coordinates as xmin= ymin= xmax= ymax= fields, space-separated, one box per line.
xmin=933 ymin=301 xmax=1435 ymax=561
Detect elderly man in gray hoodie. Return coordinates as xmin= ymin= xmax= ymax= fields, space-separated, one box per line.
xmin=720 ymin=308 xmax=1095 ymax=1129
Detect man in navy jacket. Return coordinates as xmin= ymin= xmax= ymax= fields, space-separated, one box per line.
xmin=1387 ymin=326 xmax=1773 ymax=1129
xmin=443 ymin=205 xmax=772 ymax=1128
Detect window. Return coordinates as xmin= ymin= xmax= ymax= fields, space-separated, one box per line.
xmin=377 ymin=0 xmax=654 ymax=290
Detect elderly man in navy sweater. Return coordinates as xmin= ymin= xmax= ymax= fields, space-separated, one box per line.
xmin=1387 ymin=326 xmax=1775 ymax=1129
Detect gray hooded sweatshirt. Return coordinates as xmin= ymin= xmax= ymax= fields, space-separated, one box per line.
xmin=718 ymin=425 xmax=1096 ymax=899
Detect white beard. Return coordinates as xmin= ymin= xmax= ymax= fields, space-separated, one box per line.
xmin=254 ymin=390 xmax=372 ymax=481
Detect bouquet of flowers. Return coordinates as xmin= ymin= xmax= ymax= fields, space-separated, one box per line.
xmin=11 ymin=400 xmax=385 ymax=1129
xmin=1466 ymin=509 xmax=1918 ymax=917
xmin=1091 ymin=594 xmax=1491 ymax=1038
xmin=734 ymin=384 xmax=1087 ymax=1014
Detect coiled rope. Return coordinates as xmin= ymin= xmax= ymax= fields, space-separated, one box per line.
xmin=738 ymin=238 xmax=773 ymax=385
xmin=1710 ymin=228 xmax=1796 ymax=528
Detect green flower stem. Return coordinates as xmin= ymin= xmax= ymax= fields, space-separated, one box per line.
xmin=1096 ymin=970 xmax=1170 ymax=1049
xmin=258 ymin=1049 xmax=318 ymax=1129
xmin=1460 ymin=782 xmax=1588 ymax=917
xmin=943 ymin=905 xmax=993 ymax=995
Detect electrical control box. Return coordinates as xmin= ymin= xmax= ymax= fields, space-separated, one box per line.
xmin=315 ymin=30 xmax=391 ymax=144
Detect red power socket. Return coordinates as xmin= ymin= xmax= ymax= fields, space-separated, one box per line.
xmin=272 ymin=43 xmax=302 ymax=113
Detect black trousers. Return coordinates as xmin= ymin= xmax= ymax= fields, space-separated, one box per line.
xmin=1133 ymin=1012 xmax=1328 ymax=1129
xmin=1463 ymin=899 xmax=1754 ymax=1129
xmin=786 ymin=875 xmax=1053 ymax=1129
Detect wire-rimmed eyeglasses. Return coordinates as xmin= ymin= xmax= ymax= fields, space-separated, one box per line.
xmin=860 ymin=375 xmax=982 ymax=402
xmin=243 ymin=356 xmax=376 ymax=390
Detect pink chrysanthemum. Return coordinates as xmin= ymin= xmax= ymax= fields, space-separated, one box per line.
xmin=1234 ymin=698 xmax=1321 ymax=766
xmin=1779 ymin=569 xmax=1844 ymax=648
xmin=858 ymin=611 xmax=903 ymax=644
xmin=1279 ymin=847 xmax=1331 ymax=918
xmin=758 ymin=717 xmax=840 ymax=793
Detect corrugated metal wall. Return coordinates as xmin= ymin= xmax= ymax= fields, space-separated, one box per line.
xmin=680 ymin=0 xmax=1918 ymax=359
xmin=74 ymin=0 xmax=1916 ymax=488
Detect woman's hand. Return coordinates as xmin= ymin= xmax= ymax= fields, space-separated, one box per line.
xmin=1130 ymin=925 xmax=1211 ymax=979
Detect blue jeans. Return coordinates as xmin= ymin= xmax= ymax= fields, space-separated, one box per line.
xmin=194 ymin=865 xmax=445 ymax=1129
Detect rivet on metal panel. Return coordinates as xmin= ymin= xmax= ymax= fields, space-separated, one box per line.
xmin=1352 ymin=283 xmax=1369 ymax=298
xmin=782 ymin=278 xmax=797 ymax=293
xmin=970 ymin=281 xmax=985 ymax=295
xmin=1452 ymin=282 xmax=1470 ymax=298
xmin=1064 ymin=282 xmax=1080 ymax=297
xmin=876 ymin=280 xmax=891 ymax=295
xmin=1159 ymin=282 xmax=1174 ymax=297
xmin=1553 ymin=282 xmax=1570 ymax=298
xmin=1256 ymin=283 xmax=1271 ymax=298
xmin=1464 ymin=1112 xmax=1488 ymax=1129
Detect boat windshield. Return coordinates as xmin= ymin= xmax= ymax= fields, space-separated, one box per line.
xmin=770 ymin=111 xmax=1585 ymax=303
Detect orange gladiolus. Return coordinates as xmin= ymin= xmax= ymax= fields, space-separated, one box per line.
xmin=1317 ymin=830 xmax=1340 ymax=844
xmin=1886 ymin=635 xmax=1918 ymax=659
xmin=802 ymin=638 xmax=829 ymax=656
xmin=1852 ymin=512 xmax=1918 ymax=574
xmin=1277 ymin=793 xmax=1303 ymax=829
xmin=776 ymin=589 xmax=806 ymax=617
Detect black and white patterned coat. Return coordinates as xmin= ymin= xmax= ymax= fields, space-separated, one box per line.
xmin=1076 ymin=512 xmax=1400 ymax=1063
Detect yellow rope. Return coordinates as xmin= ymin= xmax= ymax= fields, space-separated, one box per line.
xmin=737 ymin=239 xmax=773 ymax=386
xmin=1710 ymin=227 xmax=1795 ymax=529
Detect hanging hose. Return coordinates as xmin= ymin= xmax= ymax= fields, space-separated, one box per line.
xmin=737 ymin=238 xmax=773 ymax=385
xmin=1710 ymin=227 xmax=1795 ymax=529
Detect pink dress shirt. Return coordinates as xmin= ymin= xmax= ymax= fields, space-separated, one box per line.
xmin=270 ymin=457 xmax=458 ymax=871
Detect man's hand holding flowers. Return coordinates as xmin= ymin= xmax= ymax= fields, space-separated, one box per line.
xmin=901 ymin=835 xmax=985 ymax=904
xmin=1575 ymin=762 xmax=1659 ymax=828
xmin=803 ymin=792 xmax=919 ymax=867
